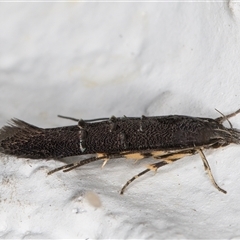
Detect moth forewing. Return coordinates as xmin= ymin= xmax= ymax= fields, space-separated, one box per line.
xmin=1 ymin=109 xmax=240 ymax=194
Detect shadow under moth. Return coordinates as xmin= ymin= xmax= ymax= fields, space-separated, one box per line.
xmin=0 ymin=109 xmax=240 ymax=194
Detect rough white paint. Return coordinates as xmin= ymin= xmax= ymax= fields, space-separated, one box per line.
xmin=1 ymin=2 xmax=240 ymax=239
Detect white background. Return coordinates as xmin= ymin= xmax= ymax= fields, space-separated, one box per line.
xmin=1 ymin=2 xmax=240 ymax=239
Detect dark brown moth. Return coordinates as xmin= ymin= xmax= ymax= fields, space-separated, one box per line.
xmin=0 ymin=109 xmax=240 ymax=194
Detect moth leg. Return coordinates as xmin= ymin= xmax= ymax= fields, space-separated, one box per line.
xmin=120 ymin=155 xmax=183 ymax=195
xmin=101 ymin=159 xmax=109 ymax=168
xmin=48 ymin=155 xmax=106 ymax=175
xmin=48 ymin=151 xmax=141 ymax=175
xmin=152 ymin=150 xmax=196 ymax=160
xmin=215 ymin=108 xmax=240 ymax=125
xmin=197 ymin=149 xmax=227 ymax=194
xmin=98 ymin=153 xmax=110 ymax=168
xmin=120 ymin=168 xmax=151 ymax=194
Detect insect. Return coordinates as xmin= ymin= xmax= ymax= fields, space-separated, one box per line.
xmin=0 ymin=109 xmax=240 ymax=194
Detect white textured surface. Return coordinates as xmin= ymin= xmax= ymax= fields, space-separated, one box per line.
xmin=1 ymin=2 xmax=240 ymax=239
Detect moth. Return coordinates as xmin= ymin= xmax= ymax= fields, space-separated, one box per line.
xmin=0 ymin=109 xmax=240 ymax=194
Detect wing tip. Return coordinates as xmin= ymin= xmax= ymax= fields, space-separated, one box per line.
xmin=0 ymin=119 xmax=42 ymax=155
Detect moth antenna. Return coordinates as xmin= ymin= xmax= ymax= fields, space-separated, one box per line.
xmin=58 ymin=115 xmax=109 ymax=123
xmin=215 ymin=108 xmax=233 ymax=128
xmin=57 ymin=115 xmax=79 ymax=122
xmin=215 ymin=108 xmax=240 ymax=126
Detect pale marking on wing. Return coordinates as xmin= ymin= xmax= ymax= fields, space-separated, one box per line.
xmin=123 ymin=152 xmax=145 ymax=160
xmin=166 ymin=153 xmax=192 ymax=160
xmin=151 ymin=150 xmax=169 ymax=157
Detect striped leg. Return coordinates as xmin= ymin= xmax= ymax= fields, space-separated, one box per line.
xmin=48 ymin=151 xmax=138 ymax=175
xmin=120 ymin=154 xmax=186 ymax=195
xmin=48 ymin=155 xmax=106 ymax=175
xmin=197 ymin=149 xmax=227 ymax=194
